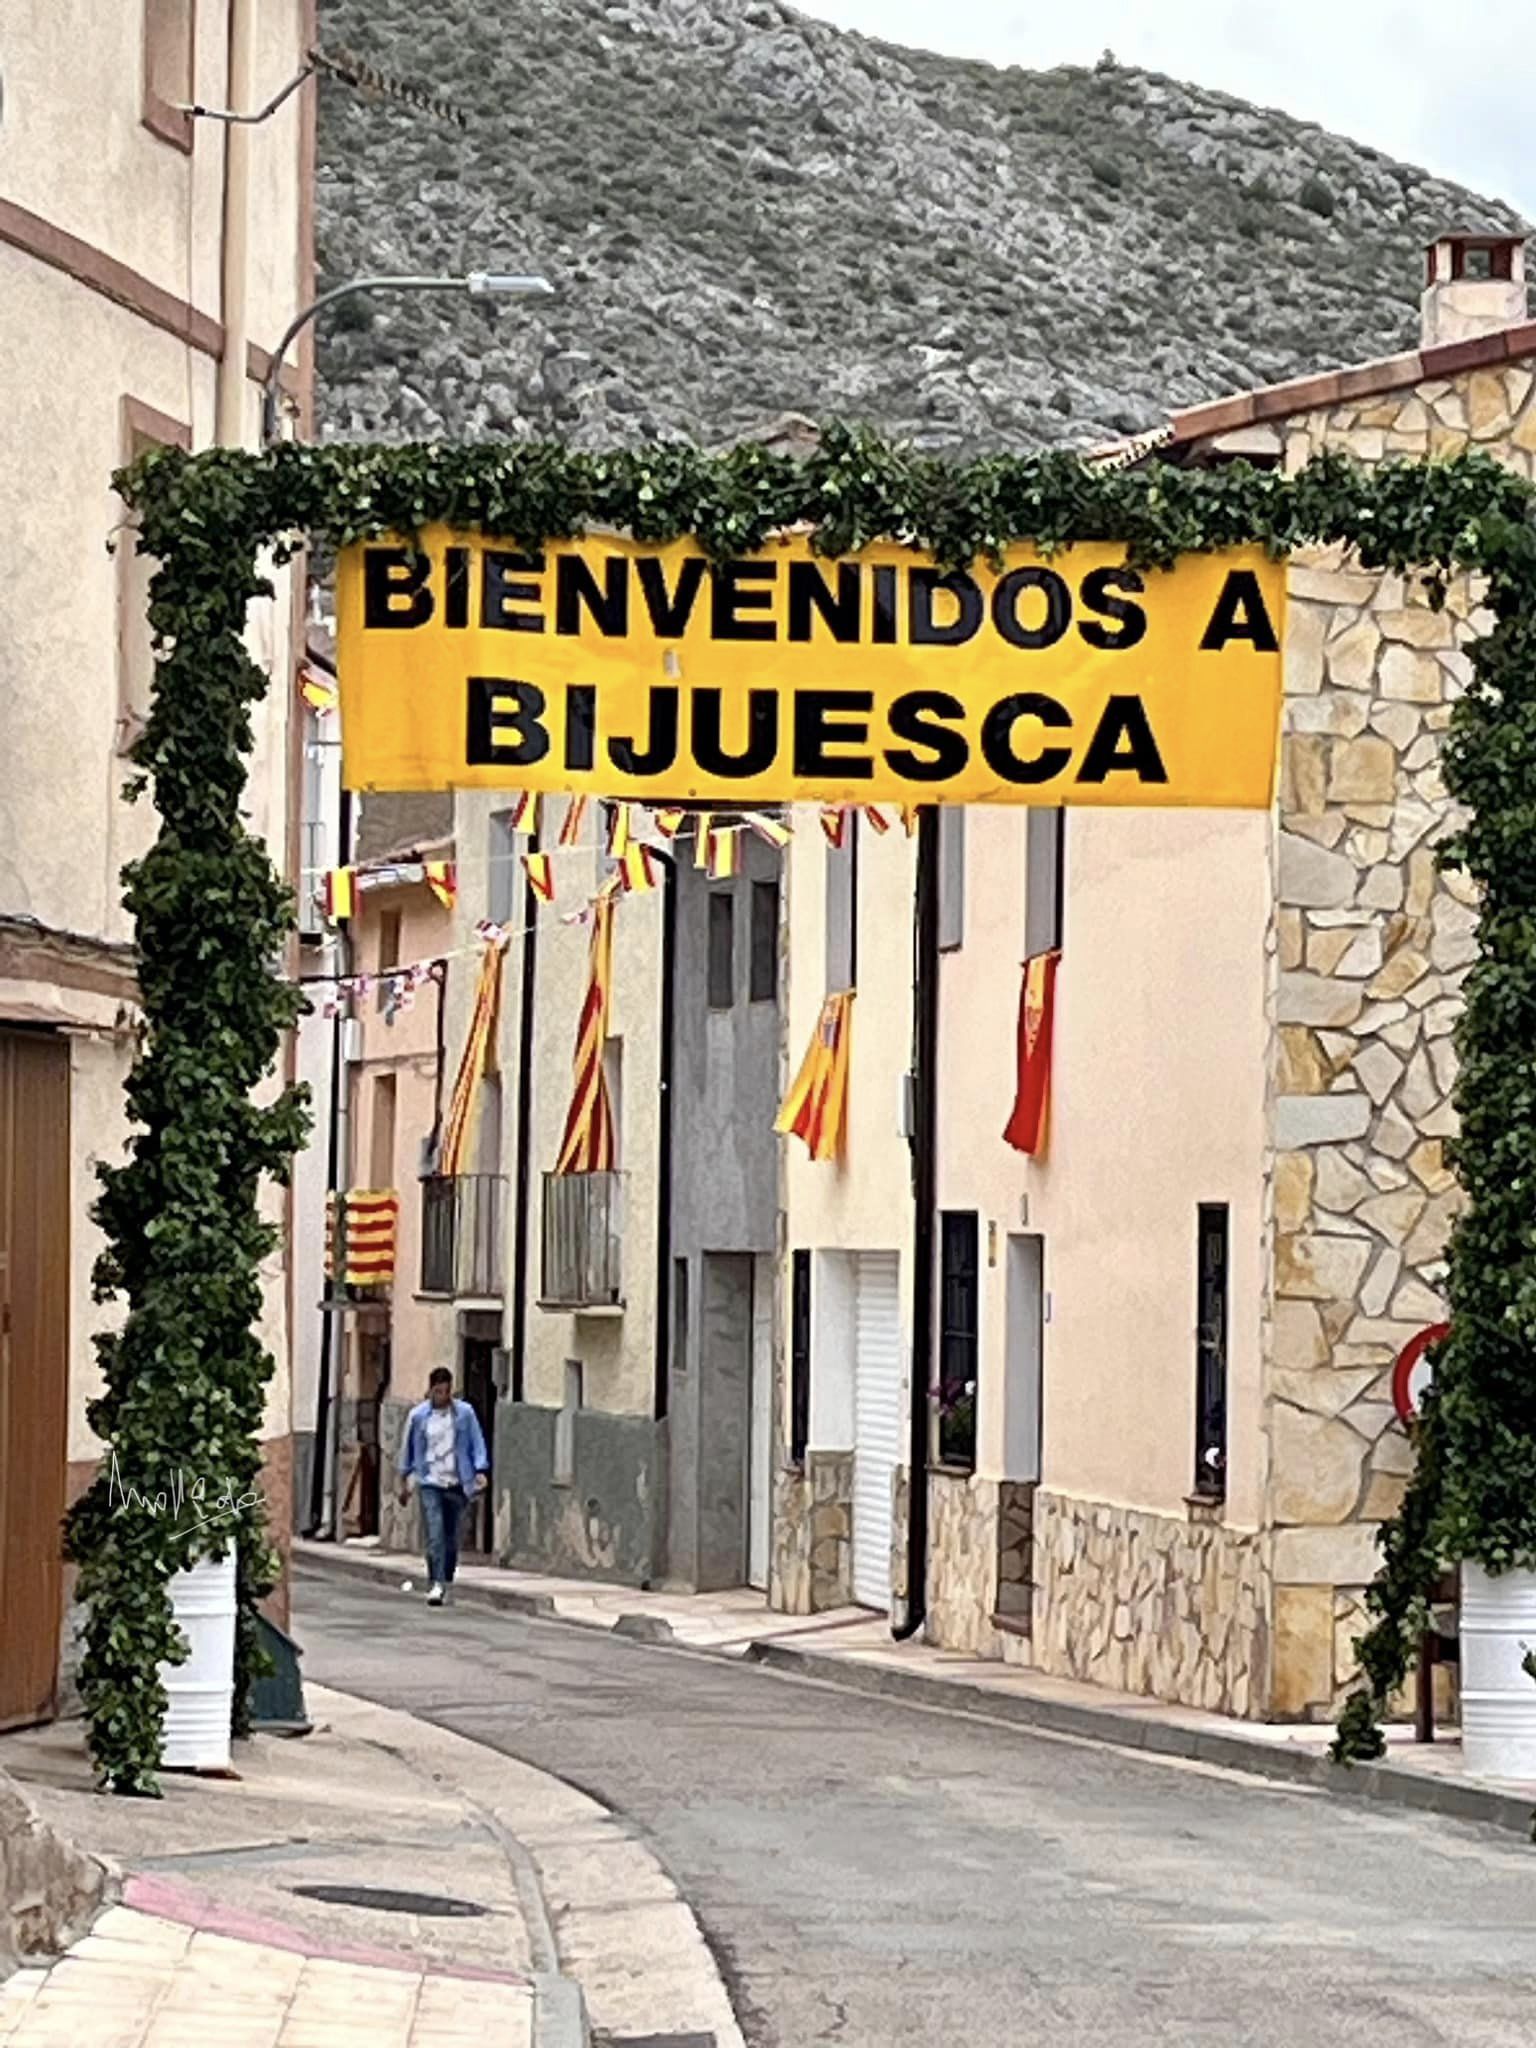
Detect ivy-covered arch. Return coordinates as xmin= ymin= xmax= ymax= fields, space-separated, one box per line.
xmin=80 ymin=425 xmax=1536 ymax=1789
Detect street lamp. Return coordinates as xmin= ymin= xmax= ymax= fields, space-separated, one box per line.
xmin=261 ymin=271 xmax=556 ymax=444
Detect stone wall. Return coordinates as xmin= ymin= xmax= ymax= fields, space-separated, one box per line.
xmin=925 ymin=1473 xmax=1002 ymax=1658
xmin=1254 ymin=365 xmax=1526 ymax=1718
xmin=1024 ymin=1492 xmax=1271 ymax=1716
xmin=769 ymin=1453 xmax=853 ymax=1615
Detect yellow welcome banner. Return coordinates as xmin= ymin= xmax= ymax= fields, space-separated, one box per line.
xmin=336 ymin=529 xmax=1283 ymax=808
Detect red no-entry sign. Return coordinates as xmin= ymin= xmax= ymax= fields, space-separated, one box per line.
xmin=1392 ymin=1322 xmax=1449 ymax=1426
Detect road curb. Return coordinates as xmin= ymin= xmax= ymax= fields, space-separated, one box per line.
xmin=745 ymin=1639 xmax=1536 ymax=1840
xmin=295 ymin=1543 xmax=558 ymax=1620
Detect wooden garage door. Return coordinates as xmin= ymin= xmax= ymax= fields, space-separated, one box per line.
xmin=0 ymin=1031 xmax=71 ymax=1729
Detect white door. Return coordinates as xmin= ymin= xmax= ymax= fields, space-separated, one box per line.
xmin=852 ymin=1252 xmax=902 ymax=1611
xmin=748 ymin=1256 xmax=773 ymax=1590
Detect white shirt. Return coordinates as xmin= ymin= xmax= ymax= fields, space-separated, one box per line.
xmin=424 ymin=1404 xmax=458 ymax=1488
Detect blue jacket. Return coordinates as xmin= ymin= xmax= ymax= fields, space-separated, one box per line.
xmin=398 ymin=1398 xmax=488 ymax=1493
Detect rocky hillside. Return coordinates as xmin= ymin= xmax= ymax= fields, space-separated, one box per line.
xmin=315 ymin=0 xmax=1523 ymax=452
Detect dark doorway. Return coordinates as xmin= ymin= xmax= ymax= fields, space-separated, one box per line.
xmin=459 ymin=1334 xmax=498 ymax=1555
xmin=0 ymin=1032 xmax=70 ymax=1729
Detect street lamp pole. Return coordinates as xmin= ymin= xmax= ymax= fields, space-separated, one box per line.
xmin=261 ymin=270 xmax=556 ymax=444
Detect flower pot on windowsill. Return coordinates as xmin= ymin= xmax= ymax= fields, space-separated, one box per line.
xmin=1459 ymin=1561 xmax=1536 ymax=1780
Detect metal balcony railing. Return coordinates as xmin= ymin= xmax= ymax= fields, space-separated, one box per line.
xmin=419 ymin=1173 xmax=506 ymax=1299
xmin=540 ymin=1171 xmax=623 ymax=1310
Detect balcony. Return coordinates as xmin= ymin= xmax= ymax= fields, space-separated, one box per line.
xmin=419 ymin=1173 xmax=506 ymax=1300
xmin=540 ymin=1171 xmax=623 ymax=1311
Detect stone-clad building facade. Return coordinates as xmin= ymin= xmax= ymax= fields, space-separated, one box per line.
xmin=771 ymin=233 xmax=1534 ymax=1724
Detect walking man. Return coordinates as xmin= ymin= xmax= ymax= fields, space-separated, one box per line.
xmin=397 ymin=1367 xmax=489 ymax=1605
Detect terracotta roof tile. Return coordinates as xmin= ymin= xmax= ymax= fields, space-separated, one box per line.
xmin=1106 ymin=319 xmax=1536 ymax=463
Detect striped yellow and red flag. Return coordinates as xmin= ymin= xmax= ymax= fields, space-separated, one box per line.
xmin=899 ymin=804 xmax=922 ymax=836
xmin=619 ymin=844 xmax=659 ymax=894
xmin=439 ymin=937 xmax=508 ymax=1176
xmin=775 ymin=991 xmax=853 ymax=1162
xmin=522 ymin=851 xmax=555 ymax=903
xmin=654 ymin=808 xmax=686 ymax=839
xmin=509 ymin=791 xmax=539 ymax=834
xmin=745 ymin=812 xmax=791 ymax=848
xmin=554 ymin=897 xmax=617 ymax=1174
xmin=558 ymin=794 xmax=589 ymax=847
xmin=424 ymin=859 xmax=456 ymax=911
xmin=819 ymin=807 xmax=846 ymax=849
xmin=862 ymin=806 xmax=892 ymax=835
xmin=323 ymin=867 xmax=356 ymax=921
xmin=692 ymin=812 xmax=715 ymax=869
xmin=325 ymin=1189 xmax=399 ymax=1285
xmin=607 ymin=802 xmax=634 ymax=859
xmin=705 ymin=826 xmax=741 ymax=879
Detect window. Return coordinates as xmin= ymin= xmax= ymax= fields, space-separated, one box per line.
xmin=1025 ymin=808 xmax=1065 ymax=958
xmin=488 ymin=809 xmax=520 ymax=926
xmin=673 ymin=1257 xmax=690 ymax=1377
xmin=750 ymin=879 xmax=777 ymax=1002
xmin=937 ymin=1212 xmax=979 ymax=1470
xmin=603 ymin=1035 xmax=623 ymax=1167
xmin=707 ymin=890 xmax=735 ymax=1009
xmin=376 ymin=907 xmax=402 ymax=1014
xmin=555 ymin=1360 xmax=583 ymax=1485
xmin=1194 ymin=1205 xmax=1229 ymax=1500
xmin=937 ymin=807 xmax=965 ymax=952
xmin=117 ymin=400 xmax=191 ymax=751
xmin=368 ymin=1074 xmax=397 ymax=1191
xmin=142 ymin=0 xmax=195 ymax=150
xmin=476 ymin=1072 xmax=503 ymax=1176
xmin=790 ymin=1250 xmax=811 ymax=1465
xmin=825 ymin=814 xmax=859 ymax=993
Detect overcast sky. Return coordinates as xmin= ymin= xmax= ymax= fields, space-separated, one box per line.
xmin=799 ymin=3 xmax=1533 ymax=218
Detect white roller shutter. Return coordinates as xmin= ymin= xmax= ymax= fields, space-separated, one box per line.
xmin=852 ymin=1252 xmax=902 ymax=1612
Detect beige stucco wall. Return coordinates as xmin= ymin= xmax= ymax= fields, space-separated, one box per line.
xmin=780 ymin=806 xmax=918 ymax=1443
xmin=1 ymin=0 xmax=310 ymax=1489
xmin=1019 ymin=809 xmax=1271 ymax=1526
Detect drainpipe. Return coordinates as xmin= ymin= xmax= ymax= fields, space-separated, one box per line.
xmin=307 ymin=780 xmax=353 ymax=1536
xmin=508 ymin=835 xmax=540 ymax=1405
xmin=894 ymin=807 xmax=938 ymax=1640
xmin=653 ymin=851 xmax=676 ymax=1424
xmin=215 ymin=0 xmax=257 ymax=446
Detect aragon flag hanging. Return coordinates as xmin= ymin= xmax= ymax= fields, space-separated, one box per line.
xmin=1002 ymin=952 xmax=1059 ymax=1156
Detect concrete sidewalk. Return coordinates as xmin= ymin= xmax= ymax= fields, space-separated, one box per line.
xmin=298 ymin=1536 xmax=1536 ymax=1839
xmin=0 ymin=1686 xmax=559 ymax=2048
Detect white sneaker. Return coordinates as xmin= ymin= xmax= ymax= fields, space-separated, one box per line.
xmin=426 ymin=1582 xmax=444 ymax=1606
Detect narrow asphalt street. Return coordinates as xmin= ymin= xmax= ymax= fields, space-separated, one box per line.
xmin=294 ymin=1571 xmax=1535 ymax=2047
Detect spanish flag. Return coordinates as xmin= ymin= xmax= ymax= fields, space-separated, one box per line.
xmin=819 ymin=807 xmax=846 ymax=849
xmin=654 ymin=809 xmax=686 ymax=839
xmin=424 ymin=860 xmax=456 ymax=912
xmin=607 ymin=802 xmax=634 ymax=859
xmin=1002 ymin=952 xmax=1060 ymax=1157
xmin=323 ymin=867 xmax=356 ymax=922
xmin=705 ymin=827 xmax=741 ymax=879
xmin=775 ymin=991 xmax=853 ymax=1163
xmin=555 ymin=898 xmax=617 ymax=1174
xmin=299 ymin=666 xmax=338 ymax=715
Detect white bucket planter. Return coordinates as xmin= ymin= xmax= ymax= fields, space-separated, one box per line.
xmin=1459 ymin=1562 xmax=1536 ymax=1779
xmin=158 ymin=1551 xmax=236 ymax=1771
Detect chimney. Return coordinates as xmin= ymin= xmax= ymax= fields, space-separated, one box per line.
xmin=1421 ymin=232 xmax=1527 ymax=347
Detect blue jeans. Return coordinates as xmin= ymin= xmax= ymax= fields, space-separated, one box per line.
xmin=419 ymin=1483 xmax=466 ymax=1585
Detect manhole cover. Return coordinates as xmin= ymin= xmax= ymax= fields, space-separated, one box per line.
xmin=289 ymin=1883 xmax=488 ymax=1918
